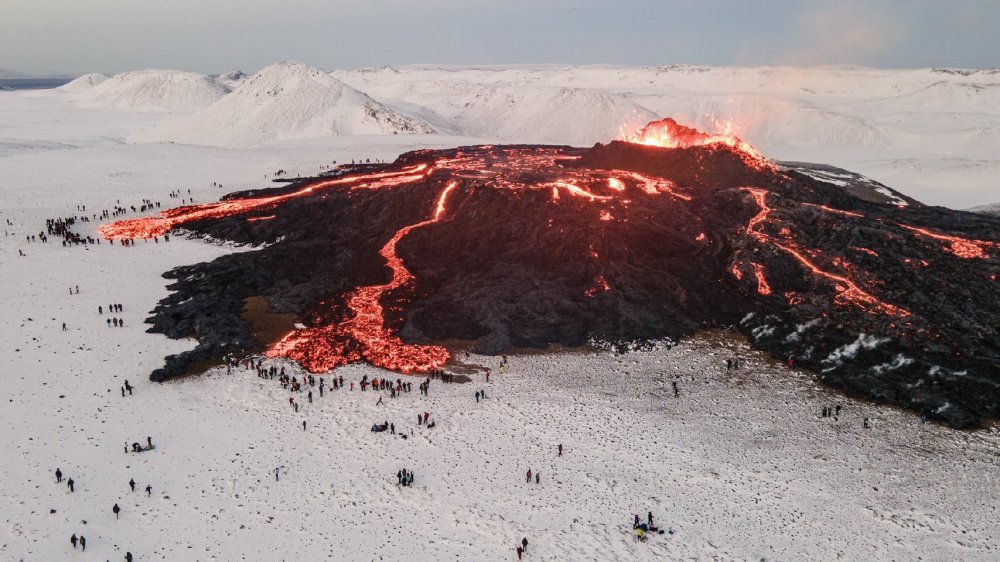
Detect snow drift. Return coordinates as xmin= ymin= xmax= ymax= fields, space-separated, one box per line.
xmin=142 ymin=62 xmax=434 ymax=147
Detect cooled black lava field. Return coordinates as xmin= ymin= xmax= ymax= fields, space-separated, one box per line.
xmin=100 ymin=120 xmax=1000 ymax=428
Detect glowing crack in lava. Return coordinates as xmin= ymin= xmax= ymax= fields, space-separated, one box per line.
xmin=627 ymin=117 xmax=774 ymax=171
xmin=739 ymin=188 xmax=909 ymax=317
xmin=750 ymin=262 xmax=771 ymax=296
xmin=898 ymin=224 xmax=998 ymax=259
xmin=266 ymin=181 xmax=458 ymax=373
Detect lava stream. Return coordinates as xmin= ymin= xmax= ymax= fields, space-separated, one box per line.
xmin=898 ymin=224 xmax=997 ymax=259
xmin=742 ymin=188 xmax=908 ymax=316
xmin=802 ymin=203 xmax=865 ymax=218
xmin=751 ymin=262 xmax=771 ymax=295
xmin=267 ymin=182 xmax=458 ymax=373
xmin=97 ymin=164 xmax=430 ymax=240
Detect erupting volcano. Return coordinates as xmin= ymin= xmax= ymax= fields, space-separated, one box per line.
xmin=100 ymin=118 xmax=1000 ymax=428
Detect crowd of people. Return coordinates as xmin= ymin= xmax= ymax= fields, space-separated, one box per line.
xmin=396 ymin=469 xmax=415 ymax=486
xmin=23 ymin=185 xmax=870 ymax=559
xmin=21 ymin=194 xmax=185 ymax=254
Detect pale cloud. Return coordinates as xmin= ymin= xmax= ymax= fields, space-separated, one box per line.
xmin=779 ymin=2 xmax=907 ymax=66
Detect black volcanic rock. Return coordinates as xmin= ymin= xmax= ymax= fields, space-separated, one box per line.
xmin=125 ymin=142 xmax=1000 ymax=428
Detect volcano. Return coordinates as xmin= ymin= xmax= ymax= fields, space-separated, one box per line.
xmin=99 ymin=118 xmax=1000 ymax=428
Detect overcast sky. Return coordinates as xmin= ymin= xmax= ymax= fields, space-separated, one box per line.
xmin=1 ymin=0 xmax=996 ymax=76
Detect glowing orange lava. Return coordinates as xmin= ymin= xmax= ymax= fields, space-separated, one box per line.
xmin=267 ymin=181 xmax=458 ymax=373
xmin=898 ymin=224 xmax=997 ymax=259
xmin=627 ymin=117 xmax=773 ymax=171
xmin=584 ymin=275 xmax=611 ymax=297
xmin=751 ymin=262 xmax=772 ymax=295
xmin=97 ymin=164 xmax=430 ymax=240
xmin=741 ymin=188 xmax=908 ymax=316
xmin=100 ymin=119 xmax=956 ymax=380
xmin=802 ymin=203 xmax=865 ymax=218
xmin=549 ymin=181 xmax=612 ymax=202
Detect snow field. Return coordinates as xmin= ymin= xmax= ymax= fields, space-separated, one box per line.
xmin=1 ymin=68 xmax=998 ymax=561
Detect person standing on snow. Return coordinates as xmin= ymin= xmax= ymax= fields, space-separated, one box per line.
xmin=55 ymin=468 xmax=62 ymax=483
xmin=526 ymin=469 xmax=532 ymax=483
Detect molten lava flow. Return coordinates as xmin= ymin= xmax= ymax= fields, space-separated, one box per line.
xmin=627 ymin=117 xmax=773 ymax=171
xmin=97 ymin=164 xmax=430 ymax=240
xmin=852 ymin=247 xmax=879 ymax=258
xmin=267 ymin=181 xmax=459 ymax=373
xmin=584 ymin=275 xmax=610 ymax=297
xmin=550 ymin=181 xmax=612 ymax=202
xmin=731 ymin=262 xmax=744 ymax=280
xmin=751 ymin=262 xmax=771 ymax=296
xmin=802 ymin=203 xmax=865 ymax=219
xmin=741 ymin=188 xmax=908 ymax=316
xmin=613 ymin=171 xmax=691 ymax=201
xmin=898 ymin=224 xmax=997 ymax=259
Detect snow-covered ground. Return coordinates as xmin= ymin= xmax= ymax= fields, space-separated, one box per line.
xmin=1 ymin=66 xmax=999 ymax=561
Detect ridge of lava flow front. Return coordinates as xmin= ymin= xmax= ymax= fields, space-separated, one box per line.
xmin=99 ymin=118 xmax=1000 ymax=428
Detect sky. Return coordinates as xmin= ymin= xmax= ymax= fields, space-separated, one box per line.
xmin=0 ymin=0 xmax=997 ymax=76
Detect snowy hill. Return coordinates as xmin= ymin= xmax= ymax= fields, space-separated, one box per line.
xmin=57 ymin=72 xmax=109 ymax=92
xmin=143 ymin=62 xmax=434 ymax=147
xmin=215 ymin=69 xmax=247 ymax=89
xmin=72 ymin=69 xmax=229 ymax=111
xmin=436 ymin=85 xmax=657 ymax=145
xmin=333 ymin=64 xmax=997 ymax=152
xmin=5 ymin=62 xmax=999 ymax=207
xmin=330 ymin=64 xmax=1000 ymax=207
xmin=969 ymin=202 xmax=1000 ymax=217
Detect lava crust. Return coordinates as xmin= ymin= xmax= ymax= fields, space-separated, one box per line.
xmin=100 ymin=120 xmax=1000 ymax=428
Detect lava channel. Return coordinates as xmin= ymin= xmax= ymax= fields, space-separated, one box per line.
xmin=266 ymin=181 xmax=458 ymax=373
xmin=741 ymin=188 xmax=908 ymax=316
